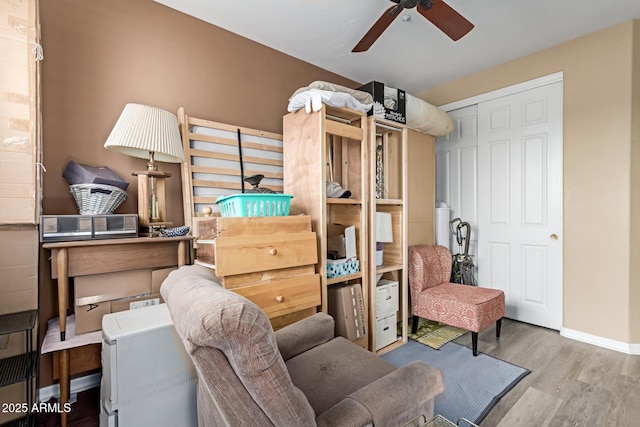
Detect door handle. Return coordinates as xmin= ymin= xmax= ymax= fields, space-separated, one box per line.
xmin=550 ymin=234 xmax=558 ymax=241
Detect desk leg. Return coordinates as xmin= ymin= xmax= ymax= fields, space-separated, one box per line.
xmin=57 ymin=248 xmax=69 ymax=341
xmin=59 ymin=348 xmax=70 ymax=427
xmin=178 ymin=240 xmax=186 ymax=267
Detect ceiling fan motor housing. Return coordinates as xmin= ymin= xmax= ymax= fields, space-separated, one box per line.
xmin=399 ymin=0 xmax=433 ymax=9
xmin=419 ymin=0 xmax=434 ymax=9
xmin=399 ymin=0 xmax=419 ymax=8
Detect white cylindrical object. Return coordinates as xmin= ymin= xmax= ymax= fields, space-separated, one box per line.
xmin=435 ymin=207 xmax=450 ymax=250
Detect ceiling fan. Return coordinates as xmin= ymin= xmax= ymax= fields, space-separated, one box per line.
xmin=352 ymin=0 xmax=474 ymax=52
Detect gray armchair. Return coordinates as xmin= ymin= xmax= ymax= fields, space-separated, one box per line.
xmin=161 ymin=265 xmax=444 ymax=427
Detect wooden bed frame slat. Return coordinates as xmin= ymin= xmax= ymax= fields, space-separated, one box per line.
xmin=188 ymin=148 xmax=283 ymax=167
xmin=190 ymin=165 xmax=283 ymax=180
xmin=189 ymin=131 xmax=283 ymax=154
xmin=191 ymin=179 xmax=283 ymax=192
xmin=179 ymin=107 xmax=285 ymax=226
xmin=188 ymin=116 xmax=283 ymax=141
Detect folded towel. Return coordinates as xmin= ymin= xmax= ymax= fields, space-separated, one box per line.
xmin=291 ymin=81 xmax=374 ymax=104
xmin=287 ymin=89 xmax=373 ymax=114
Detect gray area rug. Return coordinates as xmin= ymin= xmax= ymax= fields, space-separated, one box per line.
xmin=382 ymin=340 xmax=530 ymax=424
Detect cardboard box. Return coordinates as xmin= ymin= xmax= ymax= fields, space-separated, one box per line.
xmin=328 ymin=283 xmax=367 ymax=345
xmin=375 ymin=312 xmax=398 ymax=351
xmin=357 ymin=81 xmax=406 ymax=124
xmin=152 ymin=267 xmax=177 ymax=294
xmin=74 ymin=269 xmax=153 ymax=334
xmin=0 ymin=382 xmax=30 ymax=424
xmin=75 ymin=301 xmax=112 ymax=335
xmin=0 ymin=228 xmax=38 ymax=315
xmin=75 ymin=269 xmax=152 ymax=306
xmin=0 ymin=7 xmax=38 ymax=413
xmin=75 ymin=293 xmax=164 ymax=335
xmin=326 ymin=225 xmax=358 ymax=278
xmin=326 ymin=258 xmax=360 ymax=278
xmin=0 ymin=0 xmax=39 ymax=224
xmin=375 ymin=279 xmax=399 ymax=318
xmin=0 ymin=227 xmax=38 ymax=421
xmin=110 ymin=293 xmax=163 ymax=313
xmin=0 ymin=322 xmax=35 ymax=357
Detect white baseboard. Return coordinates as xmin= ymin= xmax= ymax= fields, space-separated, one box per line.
xmin=38 ymin=373 xmax=101 ymax=403
xmin=560 ymin=328 xmax=640 ymax=355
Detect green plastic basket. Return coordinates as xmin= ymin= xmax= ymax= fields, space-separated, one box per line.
xmin=216 ymin=194 xmax=293 ymax=217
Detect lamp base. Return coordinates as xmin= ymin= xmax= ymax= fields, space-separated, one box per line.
xmin=133 ymin=169 xmax=172 ymax=231
xmin=376 ymin=250 xmax=384 ymax=267
xmin=376 ymin=241 xmax=384 ymax=266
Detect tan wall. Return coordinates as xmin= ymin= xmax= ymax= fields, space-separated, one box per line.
xmin=38 ymin=0 xmax=358 ymax=387
xmin=407 ymin=130 xmax=435 ymax=246
xmin=420 ymin=21 xmax=637 ymax=343
xmin=631 ymin=20 xmax=640 ymax=343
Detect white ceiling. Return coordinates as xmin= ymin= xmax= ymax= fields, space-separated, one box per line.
xmin=154 ymin=0 xmax=640 ymax=95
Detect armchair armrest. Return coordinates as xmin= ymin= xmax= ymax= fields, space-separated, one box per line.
xmin=275 ymin=312 xmax=335 ymax=361
xmin=317 ymin=361 xmax=444 ymax=427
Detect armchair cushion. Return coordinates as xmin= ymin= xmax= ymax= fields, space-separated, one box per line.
xmin=314 ymin=361 xmax=443 ymax=427
xmin=275 ymin=312 xmax=335 ymax=361
xmin=347 ymin=361 xmax=443 ymax=427
xmin=286 ymin=336 xmax=396 ymax=415
xmin=413 ymin=282 xmax=505 ymax=333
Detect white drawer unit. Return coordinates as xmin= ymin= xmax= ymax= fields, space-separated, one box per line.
xmin=375 ymin=312 xmax=398 ymax=351
xmin=375 ymin=279 xmax=399 ymax=318
xmin=101 ymin=304 xmax=197 ymax=427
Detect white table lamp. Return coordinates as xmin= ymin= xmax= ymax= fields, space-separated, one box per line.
xmin=104 ymin=104 xmax=184 ymax=234
xmin=375 ymin=212 xmax=393 ymax=266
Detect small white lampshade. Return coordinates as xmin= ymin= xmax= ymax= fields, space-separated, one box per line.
xmin=376 ymin=212 xmax=393 ymax=243
xmin=104 ymin=104 xmax=184 ymax=163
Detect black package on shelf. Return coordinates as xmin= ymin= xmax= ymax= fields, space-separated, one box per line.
xmin=63 ymin=160 xmax=129 ymax=190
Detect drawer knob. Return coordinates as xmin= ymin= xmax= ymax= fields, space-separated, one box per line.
xmin=269 ymin=248 xmax=278 ymax=256
xmin=275 ymin=295 xmax=285 ymax=303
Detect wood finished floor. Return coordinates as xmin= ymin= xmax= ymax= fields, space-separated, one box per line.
xmin=452 ymin=318 xmax=640 ymax=426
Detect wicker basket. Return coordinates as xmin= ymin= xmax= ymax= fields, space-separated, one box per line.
xmin=215 ymin=194 xmax=292 ymax=217
xmin=70 ymin=183 xmax=127 ymax=215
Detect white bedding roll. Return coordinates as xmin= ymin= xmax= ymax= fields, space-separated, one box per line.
xmin=384 ymin=86 xmax=454 ymax=136
xmin=405 ymin=93 xmax=454 ymax=136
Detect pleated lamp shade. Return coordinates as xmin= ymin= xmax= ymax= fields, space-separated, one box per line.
xmin=375 ymin=212 xmax=394 ymax=243
xmin=375 ymin=211 xmax=393 ymax=267
xmin=104 ymin=104 xmax=184 ymax=163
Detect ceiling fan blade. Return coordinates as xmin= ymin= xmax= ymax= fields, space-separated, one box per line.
xmin=352 ymin=5 xmax=403 ymax=53
xmin=417 ymin=0 xmax=474 ymax=41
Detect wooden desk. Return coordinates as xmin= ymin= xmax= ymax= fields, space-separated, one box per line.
xmin=43 ymin=236 xmax=191 ymax=341
xmin=42 ymin=236 xmax=191 ymax=427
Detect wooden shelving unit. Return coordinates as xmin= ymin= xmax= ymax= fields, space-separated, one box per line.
xmin=367 ymin=116 xmax=409 ymax=354
xmin=283 ymin=105 xmax=369 ymax=347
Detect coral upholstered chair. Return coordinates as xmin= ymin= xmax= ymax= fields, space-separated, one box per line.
xmin=408 ymin=245 xmax=505 ymax=356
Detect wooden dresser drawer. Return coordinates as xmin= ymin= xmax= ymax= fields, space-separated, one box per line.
xmin=213 ymin=232 xmax=317 ymax=277
xmin=234 ymin=274 xmax=321 ymax=319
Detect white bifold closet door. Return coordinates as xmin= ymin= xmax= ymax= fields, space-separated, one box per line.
xmin=436 ymin=80 xmax=563 ymax=330
xmin=435 ymin=105 xmax=479 ymax=262
xmin=477 ymin=81 xmax=563 ymax=330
